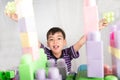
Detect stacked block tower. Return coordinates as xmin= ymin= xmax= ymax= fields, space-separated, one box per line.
xmin=83 ymin=0 xmax=104 ymax=79
xmin=15 ymin=0 xmax=47 ymax=80
xmin=109 ymin=23 xmax=120 ymax=78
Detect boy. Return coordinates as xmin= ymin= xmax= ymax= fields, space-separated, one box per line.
xmin=39 ymin=19 xmax=108 ymax=72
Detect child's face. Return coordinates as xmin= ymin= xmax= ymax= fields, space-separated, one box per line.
xmin=47 ymin=32 xmax=66 ymax=55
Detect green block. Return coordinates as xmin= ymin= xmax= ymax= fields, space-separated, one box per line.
xmin=19 ymin=64 xmax=34 ymax=80
xmin=66 ymin=74 xmax=74 ymax=80
xmin=19 ymin=48 xmax=47 ymax=80
xmin=76 ymin=70 xmax=87 ymax=79
xmin=0 ymin=71 xmax=7 ymax=80
xmin=104 ymin=75 xmax=118 ymax=80
xmin=6 ymin=71 xmax=15 ymax=79
xmin=76 ymin=77 xmax=103 ymax=80
xmin=33 ymin=49 xmax=47 ymax=72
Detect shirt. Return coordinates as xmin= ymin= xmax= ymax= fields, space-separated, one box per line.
xmin=40 ymin=44 xmax=80 ymax=72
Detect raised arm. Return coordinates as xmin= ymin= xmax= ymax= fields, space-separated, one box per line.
xmin=73 ymin=18 xmax=108 ymax=52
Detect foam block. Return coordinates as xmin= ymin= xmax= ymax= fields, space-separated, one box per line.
xmin=86 ymin=41 xmax=103 ymax=60
xmin=83 ymin=0 xmax=99 ymax=34
xmin=87 ymin=60 xmax=104 ymax=78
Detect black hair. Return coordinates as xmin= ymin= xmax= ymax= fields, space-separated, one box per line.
xmin=47 ymin=27 xmax=66 ymax=40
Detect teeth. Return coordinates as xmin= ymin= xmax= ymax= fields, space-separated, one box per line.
xmin=53 ymin=45 xmax=59 ymax=49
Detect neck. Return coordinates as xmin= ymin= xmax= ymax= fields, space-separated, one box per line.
xmin=53 ymin=52 xmax=62 ymax=58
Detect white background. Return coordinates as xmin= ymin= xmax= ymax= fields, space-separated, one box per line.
xmin=0 ymin=0 xmax=120 ymax=72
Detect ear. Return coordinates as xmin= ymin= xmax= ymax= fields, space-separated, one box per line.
xmin=63 ymin=39 xmax=67 ymax=46
xmin=47 ymin=41 xmax=49 ymax=47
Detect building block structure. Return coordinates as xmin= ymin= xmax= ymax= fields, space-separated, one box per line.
xmin=83 ymin=0 xmax=104 ymax=79
xmin=109 ymin=23 xmax=120 ymax=79
xmin=16 ymin=0 xmax=40 ymax=61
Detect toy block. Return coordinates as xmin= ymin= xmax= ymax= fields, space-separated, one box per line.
xmin=76 ymin=77 xmax=103 ymax=80
xmin=0 ymin=71 xmax=6 ymax=80
xmin=20 ymin=32 xmax=38 ymax=47
xmin=76 ymin=71 xmax=103 ymax=80
xmin=115 ymin=30 xmax=120 ymax=48
xmin=35 ymin=69 xmax=46 ymax=80
xmin=87 ymin=31 xmax=101 ymax=41
xmin=33 ymin=49 xmax=47 ymax=71
xmin=83 ymin=0 xmax=99 ymax=34
xmin=47 ymin=59 xmax=56 ymax=67
xmin=28 ymin=32 xmax=38 ymax=47
xmin=76 ymin=70 xmax=87 ymax=78
xmin=20 ymin=32 xmax=30 ymax=47
xmin=22 ymin=47 xmax=32 ymax=53
xmin=77 ymin=64 xmax=87 ymax=72
xmin=18 ymin=18 xmax=27 ymax=32
xmin=84 ymin=0 xmax=96 ymax=6
xmin=87 ymin=60 xmax=104 ymax=78
xmin=110 ymin=47 xmax=120 ymax=59
xmin=18 ymin=17 xmax=36 ymax=32
xmin=16 ymin=0 xmax=34 ymax=18
xmin=19 ymin=63 xmax=34 ymax=80
xmin=103 ymin=12 xmax=115 ymax=23
xmin=86 ymin=41 xmax=103 ymax=60
xmin=5 ymin=70 xmax=15 ymax=79
xmin=112 ymin=55 xmax=120 ymax=77
xmin=104 ymin=75 xmax=118 ymax=80
xmin=104 ymin=64 xmax=112 ymax=76
xmin=47 ymin=67 xmax=62 ymax=80
xmin=56 ymin=58 xmax=67 ymax=80
xmin=19 ymin=48 xmax=47 ymax=80
xmin=66 ymin=72 xmax=76 ymax=80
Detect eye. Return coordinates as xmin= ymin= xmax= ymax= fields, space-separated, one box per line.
xmin=58 ymin=37 xmax=62 ymax=40
xmin=49 ymin=38 xmax=53 ymax=41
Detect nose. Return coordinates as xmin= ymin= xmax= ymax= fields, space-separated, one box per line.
xmin=53 ymin=39 xmax=57 ymax=44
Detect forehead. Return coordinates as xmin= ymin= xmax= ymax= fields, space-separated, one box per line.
xmin=48 ymin=32 xmax=63 ymax=38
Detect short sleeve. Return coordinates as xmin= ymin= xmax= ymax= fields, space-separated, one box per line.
xmin=64 ymin=46 xmax=80 ymax=60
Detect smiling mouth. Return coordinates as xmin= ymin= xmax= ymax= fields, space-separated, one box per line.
xmin=53 ymin=45 xmax=59 ymax=49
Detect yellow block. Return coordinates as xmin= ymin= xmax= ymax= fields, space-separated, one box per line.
xmin=109 ymin=46 xmax=120 ymax=59
xmin=20 ymin=33 xmax=30 ymax=47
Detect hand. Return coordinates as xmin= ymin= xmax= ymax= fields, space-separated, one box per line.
xmin=5 ymin=13 xmax=18 ymax=22
xmin=99 ymin=18 xmax=108 ymax=30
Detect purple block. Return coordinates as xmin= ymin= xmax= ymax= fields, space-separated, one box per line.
xmin=47 ymin=59 xmax=56 ymax=67
xmin=18 ymin=17 xmax=27 ymax=32
xmin=87 ymin=31 xmax=101 ymax=41
xmin=56 ymin=58 xmax=67 ymax=80
xmin=115 ymin=31 xmax=120 ymax=48
xmin=48 ymin=67 xmax=62 ymax=80
xmin=87 ymin=60 xmax=104 ymax=78
xmin=18 ymin=17 xmax=36 ymax=32
xmin=57 ymin=58 xmax=66 ymax=67
xmin=86 ymin=41 xmax=103 ymax=59
xmin=35 ymin=69 xmax=46 ymax=80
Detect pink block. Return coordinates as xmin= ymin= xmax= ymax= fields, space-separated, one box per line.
xmin=84 ymin=0 xmax=96 ymax=6
xmin=84 ymin=6 xmax=99 ymax=34
xmin=86 ymin=41 xmax=103 ymax=59
xmin=110 ymin=40 xmax=115 ymax=47
xmin=87 ymin=60 xmax=104 ymax=78
xmin=22 ymin=47 xmax=32 ymax=53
